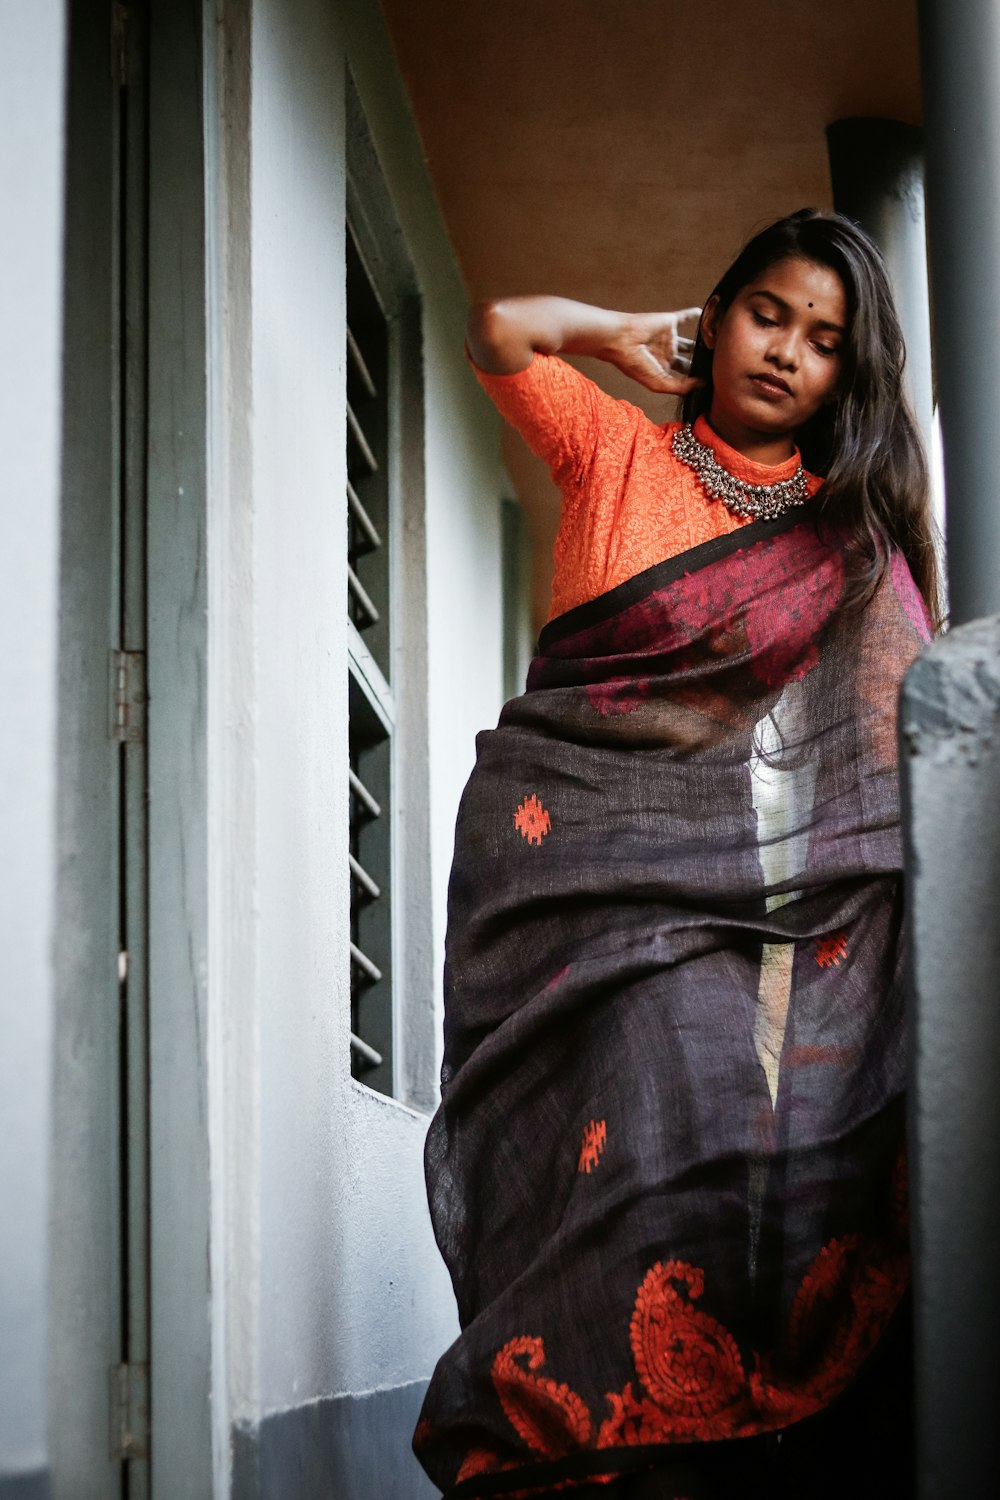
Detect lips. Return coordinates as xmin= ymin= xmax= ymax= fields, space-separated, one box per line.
xmin=749 ymin=372 xmax=793 ymax=397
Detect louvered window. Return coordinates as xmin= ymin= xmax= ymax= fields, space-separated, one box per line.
xmin=347 ymin=219 xmax=395 ymax=1093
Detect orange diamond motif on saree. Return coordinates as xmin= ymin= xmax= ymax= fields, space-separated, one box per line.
xmin=815 ymin=930 xmax=849 ymax=968
xmin=514 ymin=793 xmax=552 ymax=845
xmin=578 ymin=1120 xmax=607 ymax=1174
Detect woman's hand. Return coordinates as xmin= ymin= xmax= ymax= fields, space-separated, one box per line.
xmin=606 ymin=309 xmax=704 ymax=395
xmin=467 ymin=296 xmax=704 ymax=395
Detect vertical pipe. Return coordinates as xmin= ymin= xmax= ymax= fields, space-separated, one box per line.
xmin=919 ymin=0 xmax=1000 ymax=623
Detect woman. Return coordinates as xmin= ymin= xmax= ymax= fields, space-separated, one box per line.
xmin=414 ymin=211 xmax=937 ymax=1499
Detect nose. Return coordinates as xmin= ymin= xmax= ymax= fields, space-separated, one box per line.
xmin=766 ymin=327 xmax=799 ymax=372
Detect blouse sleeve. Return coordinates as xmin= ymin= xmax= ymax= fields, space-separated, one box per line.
xmin=470 ymin=350 xmax=633 ymax=492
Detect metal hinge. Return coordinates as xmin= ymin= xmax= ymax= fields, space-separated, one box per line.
xmin=110 ymin=650 xmax=146 ymax=743
xmin=110 ymin=1361 xmax=150 ymax=1461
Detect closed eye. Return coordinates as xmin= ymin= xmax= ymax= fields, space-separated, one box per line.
xmin=751 ymin=310 xmax=778 ymax=328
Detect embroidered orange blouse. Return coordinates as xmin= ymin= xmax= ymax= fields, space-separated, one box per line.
xmin=472 ymin=352 xmax=823 ymax=622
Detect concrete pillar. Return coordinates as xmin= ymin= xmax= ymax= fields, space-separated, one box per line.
xmin=900 ymin=618 xmax=1000 ymax=1498
xmin=826 ymin=118 xmax=934 ymax=462
xmin=918 ymin=0 xmax=1000 ymax=624
xmin=904 ymin=5 xmax=1000 ymax=1494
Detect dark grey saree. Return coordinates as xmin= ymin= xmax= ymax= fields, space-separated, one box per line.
xmin=415 ymin=513 xmax=931 ymax=1498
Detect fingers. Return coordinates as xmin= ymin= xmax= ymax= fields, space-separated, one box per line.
xmin=644 ymin=372 xmax=706 ymax=395
xmin=674 ymin=306 xmax=703 ymax=332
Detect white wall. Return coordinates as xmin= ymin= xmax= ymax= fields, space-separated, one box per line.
xmin=209 ymin=0 xmax=509 ymax=1448
xmin=0 ymin=0 xmax=67 ymax=1479
xmin=0 ymin=0 xmax=507 ymax=1484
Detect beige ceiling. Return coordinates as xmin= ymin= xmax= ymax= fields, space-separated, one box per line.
xmin=380 ymin=0 xmax=922 ymax=625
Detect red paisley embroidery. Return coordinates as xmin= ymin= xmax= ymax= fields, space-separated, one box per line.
xmin=751 ymin=1230 xmax=909 ymax=1425
xmin=492 ymin=1336 xmax=592 ymax=1458
xmin=787 ymin=1236 xmax=860 ymax=1363
xmin=596 ymin=1377 xmax=747 ymax=1450
xmin=456 ymin=1447 xmax=503 ymax=1482
xmin=465 ymin=1218 xmax=908 ymax=1481
xmin=630 ymin=1261 xmax=744 ymax=1418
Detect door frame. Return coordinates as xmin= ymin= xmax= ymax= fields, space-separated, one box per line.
xmin=51 ymin=2 xmax=218 ymax=1494
xmin=145 ymin=0 xmax=215 ymax=1493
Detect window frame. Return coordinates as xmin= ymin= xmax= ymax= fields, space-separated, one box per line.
xmin=345 ymin=77 xmax=432 ymax=1106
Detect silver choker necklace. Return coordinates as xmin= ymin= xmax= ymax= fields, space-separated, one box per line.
xmin=671 ymin=423 xmax=810 ymax=521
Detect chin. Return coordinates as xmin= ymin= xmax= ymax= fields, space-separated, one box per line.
xmin=729 ymin=400 xmax=799 ymax=434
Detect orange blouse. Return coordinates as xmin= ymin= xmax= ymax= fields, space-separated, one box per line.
xmin=472 ymin=352 xmax=823 ymax=622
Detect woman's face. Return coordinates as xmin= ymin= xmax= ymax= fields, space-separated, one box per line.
xmin=701 ymin=256 xmax=847 ymax=453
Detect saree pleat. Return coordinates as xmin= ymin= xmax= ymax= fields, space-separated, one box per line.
xmin=416 ymin=514 xmax=930 ymax=1498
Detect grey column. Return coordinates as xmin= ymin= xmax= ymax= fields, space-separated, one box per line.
xmin=918 ymin=0 xmax=1000 ymax=624
xmin=900 ymin=620 xmax=1000 ymax=1499
xmin=826 ymin=118 xmax=934 ymax=462
xmin=904 ymin=5 xmax=1000 ymax=1497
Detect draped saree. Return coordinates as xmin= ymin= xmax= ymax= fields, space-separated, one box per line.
xmin=415 ymin=512 xmax=931 ymax=1498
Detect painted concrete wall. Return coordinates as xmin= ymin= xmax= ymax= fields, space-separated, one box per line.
xmin=0 ymin=0 xmax=67 ymax=1488
xmin=212 ymin=0 xmax=508 ymax=1488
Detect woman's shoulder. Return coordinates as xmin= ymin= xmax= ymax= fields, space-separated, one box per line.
xmin=471 ymin=348 xmax=633 ymax=409
xmin=471 ymin=350 xmax=661 ymax=468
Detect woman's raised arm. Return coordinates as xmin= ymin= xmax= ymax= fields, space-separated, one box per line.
xmin=466 ymin=296 xmax=703 ymax=395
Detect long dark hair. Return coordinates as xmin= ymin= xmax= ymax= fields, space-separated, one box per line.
xmin=682 ymin=208 xmax=942 ymax=628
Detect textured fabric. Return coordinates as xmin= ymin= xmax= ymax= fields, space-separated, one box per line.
xmin=415 ymin=514 xmax=930 ymax=1498
xmin=471 ymin=353 xmax=822 ymax=620
xmin=521 ymin=1300 xmax=913 ymax=1498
